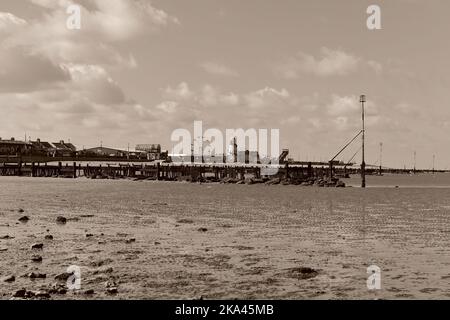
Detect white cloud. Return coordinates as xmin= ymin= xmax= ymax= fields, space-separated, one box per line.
xmin=275 ymin=47 xmax=382 ymax=78
xmin=244 ymin=87 xmax=290 ymax=109
xmin=163 ymin=82 xmax=194 ymax=100
xmin=200 ymin=61 xmax=239 ymax=77
xmin=0 ymin=1 xmax=179 ymax=146
xmin=0 ymin=12 xmax=27 ymax=30
xmin=156 ymin=101 xmax=179 ymax=113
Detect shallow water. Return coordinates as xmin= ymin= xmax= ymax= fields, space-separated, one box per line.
xmin=0 ymin=176 xmax=449 ymax=299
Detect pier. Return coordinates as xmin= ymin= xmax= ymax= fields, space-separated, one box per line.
xmin=0 ymin=159 xmax=357 ymax=185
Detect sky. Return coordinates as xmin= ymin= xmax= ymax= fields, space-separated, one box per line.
xmin=1 ymin=0 xmax=449 ymax=169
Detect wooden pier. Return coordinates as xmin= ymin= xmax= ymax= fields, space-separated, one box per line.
xmin=0 ymin=161 xmax=353 ymax=183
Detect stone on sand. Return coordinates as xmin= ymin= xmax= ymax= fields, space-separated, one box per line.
xmin=27 ymin=272 xmax=46 ymax=279
xmin=55 ymin=272 xmax=72 ymax=281
xmin=31 ymin=243 xmax=44 ymax=250
xmin=2 ymin=275 xmax=15 ymax=282
xmin=18 ymin=216 xmax=30 ymax=222
xmin=31 ymin=255 xmax=43 ymax=263
xmin=56 ymin=216 xmax=67 ymax=224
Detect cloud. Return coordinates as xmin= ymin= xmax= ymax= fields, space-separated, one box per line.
xmin=0 ymin=12 xmax=27 ymax=31
xmin=274 ymin=47 xmax=381 ymax=78
xmin=0 ymin=2 xmax=179 ymax=146
xmin=163 ymin=82 xmax=194 ymax=100
xmin=244 ymin=87 xmax=290 ymax=109
xmin=200 ymin=61 xmax=239 ymax=77
xmin=0 ymin=47 xmax=70 ymax=93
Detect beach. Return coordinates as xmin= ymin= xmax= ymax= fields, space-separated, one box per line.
xmin=0 ymin=175 xmax=449 ymax=299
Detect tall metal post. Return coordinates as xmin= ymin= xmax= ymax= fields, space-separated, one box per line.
xmin=360 ymin=95 xmax=366 ymax=188
xmin=379 ymin=142 xmax=383 ymax=176
xmin=432 ymin=154 xmax=435 ymax=173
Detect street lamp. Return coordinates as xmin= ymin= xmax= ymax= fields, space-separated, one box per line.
xmin=360 ymin=95 xmax=366 ymax=188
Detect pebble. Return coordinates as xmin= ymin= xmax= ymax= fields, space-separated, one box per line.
xmin=2 ymin=275 xmax=15 ymax=282
xmin=125 ymin=238 xmax=136 ymax=244
xmin=18 ymin=209 xmax=25 ymax=213
xmin=49 ymin=283 xmax=68 ymax=295
xmin=86 ymin=234 xmax=94 ymax=238
xmin=45 ymin=235 xmax=54 ymax=240
xmin=12 ymin=289 xmax=27 ymax=298
xmin=31 ymin=255 xmax=43 ymax=263
xmin=0 ymin=235 xmax=14 ymax=239
xmin=105 ymin=280 xmax=117 ymax=288
xmin=18 ymin=216 xmax=30 ymax=222
xmin=198 ymin=228 xmax=208 ymax=232
xmin=31 ymin=243 xmax=44 ymax=250
xmin=28 ymin=272 xmax=47 ymax=279
xmin=56 ymin=216 xmax=67 ymax=224
xmin=54 ymin=272 xmax=72 ymax=281
xmin=84 ymin=289 xmax=95 ymax=295
xmin=34 ymin=290 xmax=51 ymax=299
xmin=106 ymin=287 xmax=118 ymax=294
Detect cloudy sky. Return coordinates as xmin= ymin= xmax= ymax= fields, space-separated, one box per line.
xmin=1 ymin=0 xmax=449 ymax=169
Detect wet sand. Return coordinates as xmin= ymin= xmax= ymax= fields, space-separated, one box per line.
xmin=0 ymin=176 xmax=449 ymax=299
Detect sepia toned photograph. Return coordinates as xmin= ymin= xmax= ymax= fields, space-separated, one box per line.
xmin=0 ymin=0 xmax=449 ymax=311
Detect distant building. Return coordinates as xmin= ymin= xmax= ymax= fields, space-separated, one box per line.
xmin=0 ymin=137 xmax=32 ymax=155
xmin=135 ymin=144 xmax=166 ymax=160
xmin=30 ymin=138 xmax=56 ymax=156
xmin=81 ymin=146 xmax=126 ymax=157
xmin=51 ymin=140 xmax=77 ymax=157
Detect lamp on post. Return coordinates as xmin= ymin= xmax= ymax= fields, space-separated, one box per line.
xmin=360 ymin=95 xmax=366 ymax=188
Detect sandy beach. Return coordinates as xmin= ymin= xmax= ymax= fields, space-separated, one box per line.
xmin=0 ymin=176 xmax=449 ymax=300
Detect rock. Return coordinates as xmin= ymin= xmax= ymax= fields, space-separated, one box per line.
xmin=57 ymin=288 xmax=67 ymax=295
xmin=176 ymin=218 xmax=194 ymax=224
xmin=154 ymin=241 xmax=161 ymax=245
xmin=106 ymin=287 xmax=118 ymax=294
xmin=28 ymin=272 xmax=46 ymax=279
xmin=45 ymin=235 xmax=53 ymax=240
xmin=288 ymin=267 xmax=319 ymax=280
xmin=31 ymin=243 xmax=44 ymax=250
xmin=55 ymin=272 xmax=72 ymax=281
xmin=2 ymin=275 xmax=15 ymax=282
xmin=198 ymin=228 xmax=208 ymax=232
xmin=0 ymin=235 xmax=14 ymax=239
xmin=125 ymin=238 xmax=136 ymax=244
xmin=0 ymin=247 xmax=8 ymax=252
xmin=12 ymin=289 xmax=27 ymax=298
xmin=336 ymin=181 xmax=346 ymax=188
xmin=18 ymin=208 xmax=25 ymax=213
xmin=31 ymin=255 xmax=43 ymax=263
xmin=34 ymin=290 xmax=51 ymax=299
xmin=84 ymin=289 xmax=95 ymax=295
xmin=56 ymin=216 xmax=67 ymax=224
xmin=86 ymin=234 xmax=94 ymax=238
xmin=18 ymin=216 xmax=30 ymax=222
xmin=105 ymin=280 xmax=117 ymax=288
xmin=49 ymin=282 xmax=67 ymax=295
xmin=93 ymin=267 xmax=113 ymax=275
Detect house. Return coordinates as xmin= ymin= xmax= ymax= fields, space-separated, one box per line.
xmin=51 ymin=140 xmax=77 ymax=157
xmin=0 ymin=137 xmax=32 ymax=155
xmin=30 ymin=138 xmax=56 ymax=156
